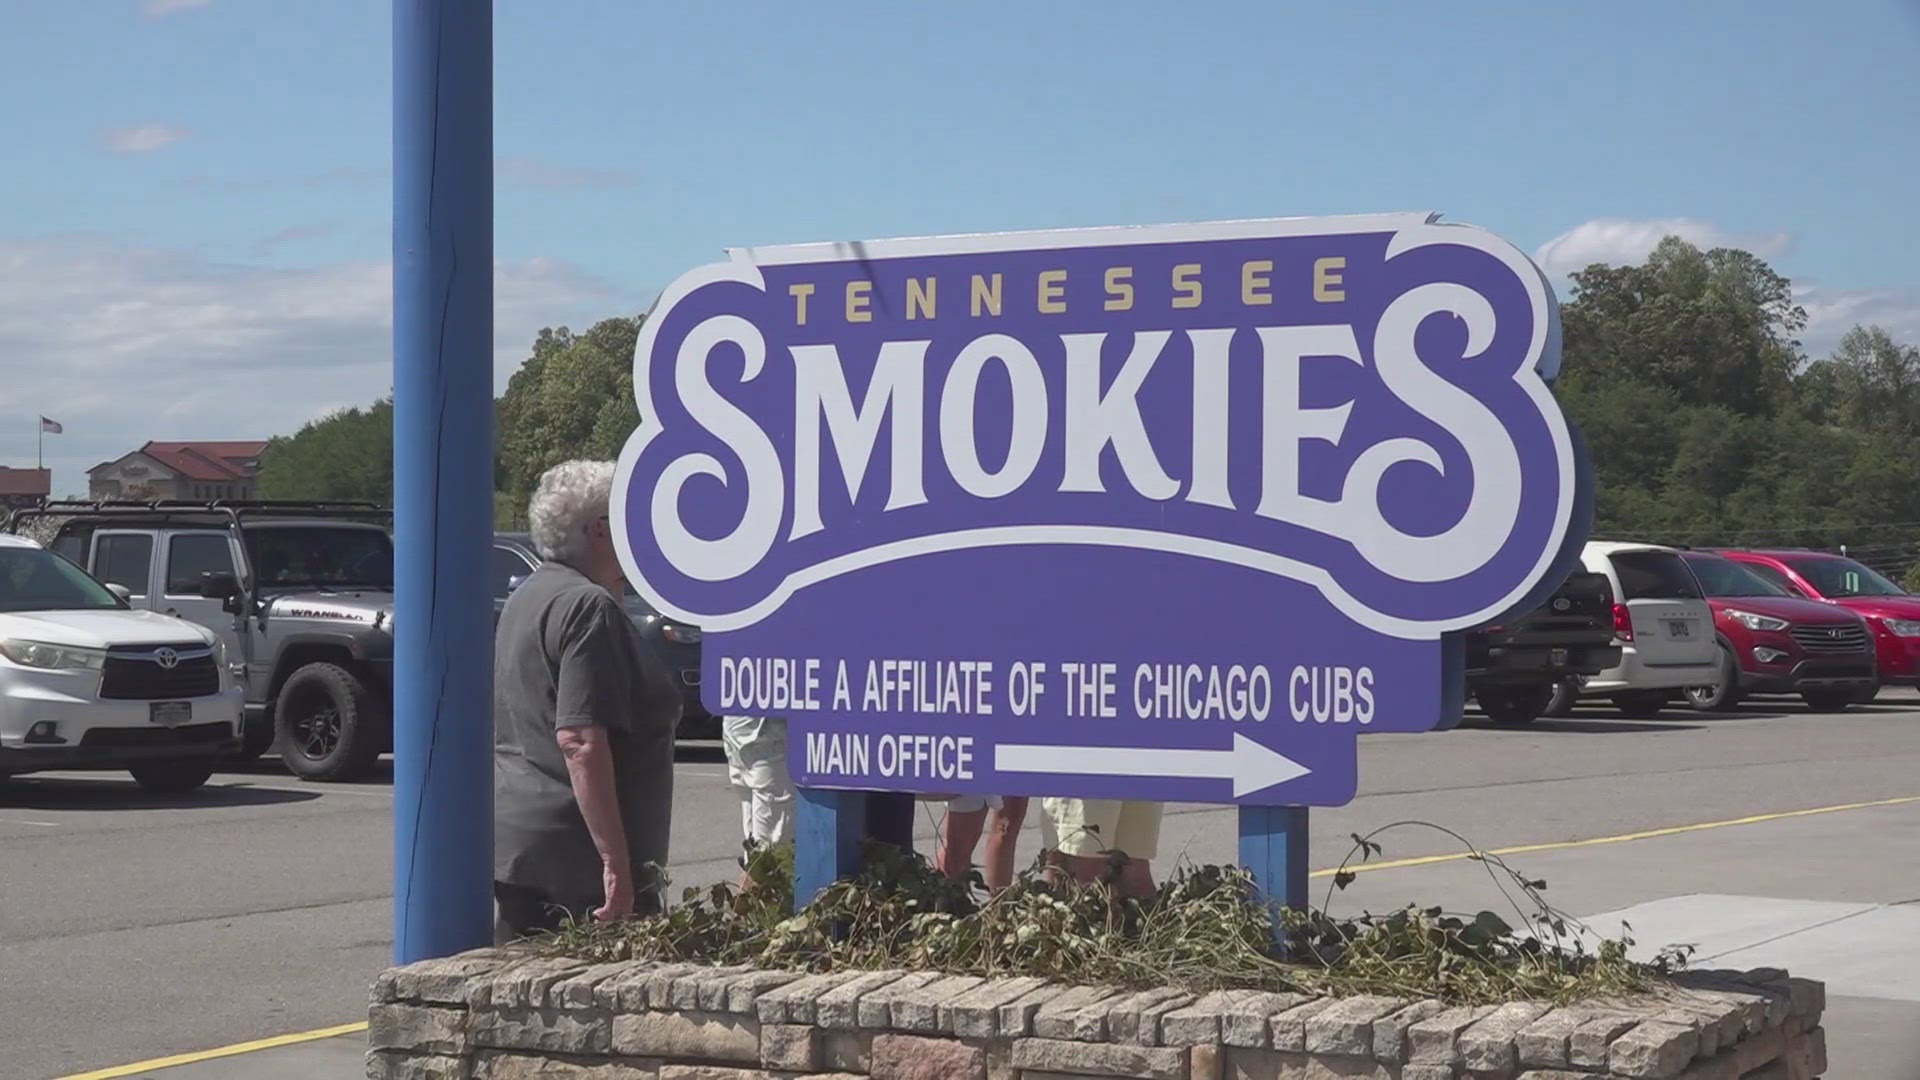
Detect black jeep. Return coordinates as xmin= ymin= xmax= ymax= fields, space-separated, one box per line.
xmin=1465 ymin=570 xmax=1621 ymax=725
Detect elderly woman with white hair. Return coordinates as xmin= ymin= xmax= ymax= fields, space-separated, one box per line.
xmin=493 ymin=461 xmax=681 ymax=940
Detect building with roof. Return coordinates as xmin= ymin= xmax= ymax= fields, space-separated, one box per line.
xmin=0 ymin=467 xmax=52 ymax=511
xmin=87 ymin=441 xmax=269 ymax=502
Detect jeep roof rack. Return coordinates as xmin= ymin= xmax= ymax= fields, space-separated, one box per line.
xmin=3 ymin=498 xmax=392 ymax=533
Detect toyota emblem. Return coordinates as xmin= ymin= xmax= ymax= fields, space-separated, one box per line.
xmin=153 ymin=648 xmax=179 ymax=670
xmin=1552 ymin=597 xmax=1571 ymax=611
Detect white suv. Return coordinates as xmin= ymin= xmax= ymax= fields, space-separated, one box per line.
xmin=1571 ymin=541 xmax=1719 ymax=716
xmin=0 ymin=535 xmax=242 ymax=793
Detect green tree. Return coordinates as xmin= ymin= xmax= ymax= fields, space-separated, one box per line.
xmin=1559 ymin=236 xmax=1805 ymax=419
xmin=495 ymin=316 xmax=643 ymax=508
xmin=256 ymin=399 xmax=393 ymax=503
xmin=1798 ymin=325 xmax=1920 ymax=437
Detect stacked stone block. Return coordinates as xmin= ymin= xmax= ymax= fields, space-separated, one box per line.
xmin=368 ymin=955 xmax=1824 ymax=1080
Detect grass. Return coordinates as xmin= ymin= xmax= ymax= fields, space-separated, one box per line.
xmin=534 ymin=829 xmax=1681 ymax=1006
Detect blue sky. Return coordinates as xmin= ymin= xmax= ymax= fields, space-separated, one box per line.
xmin=3 ymin=0 xmax=1917 ymax=494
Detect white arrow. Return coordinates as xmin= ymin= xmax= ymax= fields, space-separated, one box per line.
xmin=994 ymin=733 xmax=1310 ymax=798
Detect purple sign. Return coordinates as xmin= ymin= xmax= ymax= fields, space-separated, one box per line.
xmin=614 ymin=214 xmax=1575 ymax=806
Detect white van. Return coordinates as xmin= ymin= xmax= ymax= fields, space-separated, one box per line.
xmin=1574 ymin=541 xmax=1718 ymax=716
xmin=0 ymin=535 xmax=242 ymax=793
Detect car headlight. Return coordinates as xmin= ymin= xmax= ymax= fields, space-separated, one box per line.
xmin=0 ymin=639 xmax=108 ymax=671
xmin=208 ymin=637 xmax=228 ymax=667
xmin=1885 ymin=619 xmax=1920 ymax=638
xmin=1728 ymin=610 xmax=1790 ymax=633
xmin=661 ymin=623 xmax=703 ymax=645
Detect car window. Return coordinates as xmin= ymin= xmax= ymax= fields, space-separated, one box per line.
xmin=95 ymin=534 xmax=154 ymax=595
xmin=51 ymin=534 xmax=86 ymax=566
xmin=1607 ymin=550 xmax=1702 ymax=600
xmin=244 ymin=527 xmax=393 ymax=589
xmin=1784 ymin=556 xmax=1908 ymax=598
xmin=166 ymin=533 xmax=236 ymax=595
xmin=0 ymin=548 xmax=124 ymax=612
xmin=491 ymin=545 xmax=534 ymax=598
xmin=1742 ymin=562 xmax=1805 ymax=597
xmin=1681 ymin=554 xmax=1788 ymax=598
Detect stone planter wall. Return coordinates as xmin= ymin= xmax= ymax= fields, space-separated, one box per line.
xmin=368 ymin=951 xmax=1825 ymax=1080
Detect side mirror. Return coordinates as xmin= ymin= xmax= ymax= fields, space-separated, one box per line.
xmin=106 ymin=583 xmax=132 ymax=603
xmin=200 ymin=572 xmax=242 ymax=601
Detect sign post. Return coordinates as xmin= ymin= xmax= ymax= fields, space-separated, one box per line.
xmin=613 ymin=214 xmax=1585 ymax=914
xmin=391 ymin=0 xmax=495 ymax=963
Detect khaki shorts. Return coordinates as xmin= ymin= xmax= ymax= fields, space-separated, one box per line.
xmin=1040 ymin=798 xmax=1163 ymax=860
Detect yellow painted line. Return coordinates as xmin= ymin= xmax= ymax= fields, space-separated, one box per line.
xmin=58 ymin=1022 xmax=367 ymax=1079
xmin=1311 ymin=794 xmax=1920 ymax=878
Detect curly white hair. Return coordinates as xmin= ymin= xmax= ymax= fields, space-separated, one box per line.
xmin=528 ymin=460 xmax=617 ymax=565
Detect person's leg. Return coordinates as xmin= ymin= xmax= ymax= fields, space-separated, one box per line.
xmin=493 ymin=881 xmax=594 ymax=941
xmin=937 ymin=798 xmax=988 ymax=880
xmin=982 ymin=796 xmax=1029 ymax=890
xmin=1039 ymin=798 xmax=1124 ymax=886
xmin=1110 ymin=801 xmax=1164 ymax=900
xmin=758 ymin=729 xmax=795 ymax=845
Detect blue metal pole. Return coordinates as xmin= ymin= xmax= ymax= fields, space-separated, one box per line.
xmin=392 ymin=0 xmax=494 ymax=964
xmin=1238 ymin=805 xmax=1310 ymax=934
xmin=793 ymin=789 xmax=865 ymax=912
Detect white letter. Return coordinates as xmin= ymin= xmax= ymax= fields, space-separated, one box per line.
xmin=790 ymin=341 xmax=929 ymax=539
xmin=1186 ymin=328 xmax=1235 ymax=508
xmin=651 ymin=314 xmax=785 ymax=582
xmin=1343 ymin=283 xmax=1521 ymax=582
xmin=941 ymin=333 xmax=1047 ymax=498
xmin=1059 ymin=331 xmax=1179 ymax=499
xmin=1254 ymin=325 xmax=1362 ymax=534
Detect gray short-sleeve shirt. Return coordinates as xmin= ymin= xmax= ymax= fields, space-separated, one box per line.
xmin=493 ymin=562 xmax=681 ymax=902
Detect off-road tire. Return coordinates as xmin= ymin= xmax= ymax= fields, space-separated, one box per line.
xmin=1802 ymin=688 xmax=1857 ymax=713
xmin=1479 ymin=684 xmax=1552 ymax=726
xmin=1685 ymin=646 xmax=1743 ymax=712
xmin=129 ymin=760 xmax=216 ymax=794
xmin=275 ymin=662 xmax=386 ymax=781
xmin=1612 ymin=690 xmax=1671 ymax=718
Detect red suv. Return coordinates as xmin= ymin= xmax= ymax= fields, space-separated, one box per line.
xmin=1721 ymin=550 xmax=1920 ymax=691
xmin=1678 ymin=552 xmax=1878 ymax=711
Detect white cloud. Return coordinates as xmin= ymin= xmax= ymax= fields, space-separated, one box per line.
xmin=247 ymin=223 xmax=345 ymax=257
xmin=141 ymin=0 xmax=210 ymax=17
xmin=0 ymin=237 xmax=641 ymax=496
xmin=180 ymin=166 xmax=388 ymax=193
xmin=1534 ymin=218 xmax=1794 ymax=278
xmin=100 ymin=123 xmax=189 ymax=154
xmin=496 ymin=157 xmax=644 ymax=190
xmin=1798 ymin=283 xmax=1920 ymax=359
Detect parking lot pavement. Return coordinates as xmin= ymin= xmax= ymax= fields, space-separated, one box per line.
xmin=15 ymin=690 xmax=1920 ymax=1079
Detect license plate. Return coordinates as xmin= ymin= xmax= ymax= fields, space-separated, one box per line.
xmin=1550 ymin=648 xmax=1568 ymax=665
xmin=1666 ymin=620 xmax=1692 ymax=639
xmin=149 ymin=701 xmax=192 ymax=727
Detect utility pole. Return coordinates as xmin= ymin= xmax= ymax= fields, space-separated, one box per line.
xmin=391 ymin=0 xmax=495 ymax=964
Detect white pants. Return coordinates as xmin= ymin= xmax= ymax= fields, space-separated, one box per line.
xmin=724 ymin=716 xmax=793 ymax=846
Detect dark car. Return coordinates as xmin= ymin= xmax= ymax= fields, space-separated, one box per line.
xmin=491 ymin=533 xmax=714 ymax=737
xmin=1465 ymin=570 xmax=1623 ymax=725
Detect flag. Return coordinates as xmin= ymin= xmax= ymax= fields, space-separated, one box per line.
xmin=40 ymin=417 xmax=62 ymax=434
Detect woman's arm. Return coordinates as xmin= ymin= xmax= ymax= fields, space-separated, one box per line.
xmin=557 ymin=723 xmax=633 ymax=921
